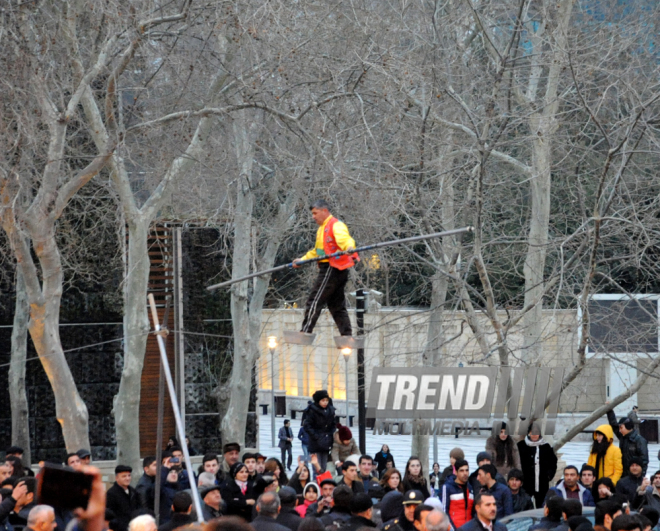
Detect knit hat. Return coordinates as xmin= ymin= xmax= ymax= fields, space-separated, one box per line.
xmin=350 ymin=493 xmax=373 ymax=514
xmin=223 ymin=442 xmax=241 ymax=454
xmin=630 ymin=457 xmax=644 ymax=468
xmin=449 ymin=448 xmax=465 ymax=460
xmin=229 ymin=462 xmax=247 ymax=479
xmin=313 ymin=390 xmax=330 ymax=403
xmin=618 ymin=417 xmax=634 ymax=431
xmin=476 ymin=451 xmax=492 ymax=464
xmin=529 ymin=422 xmax=542 ymax=436
xmin=508 ymin=468 xmax=524 ymax=481
xmin=115 ymin=465 xmax=132 ymax=474
xmin=303 ymin=482 xmax=319 ymax=497
xmin=338 ymin=425 xmax=352 ymax=441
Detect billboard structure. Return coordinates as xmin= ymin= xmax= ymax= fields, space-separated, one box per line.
xmin=367 ymin=366 xmax=565 ymax=436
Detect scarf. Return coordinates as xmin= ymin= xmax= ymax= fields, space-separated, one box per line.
xmin=525 ymin=436 xmax=546 ymax=492
xmin=236 ymin=479 xmax=248 ymax=495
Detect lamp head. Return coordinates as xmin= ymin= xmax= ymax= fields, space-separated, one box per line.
xmin=341 ymin=347 xmax=352 ymax=359
xmin=268 ymin=336 xmax=277 ymax=349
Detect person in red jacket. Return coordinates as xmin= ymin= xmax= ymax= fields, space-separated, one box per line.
xmin=441 ymin=459 xmax=474 ymax=529
xmin=293 ymin=200 xmax=358 ymax=337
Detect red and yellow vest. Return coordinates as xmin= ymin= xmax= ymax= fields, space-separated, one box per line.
xmin=321 ymin=217 xmax=359 ymax=270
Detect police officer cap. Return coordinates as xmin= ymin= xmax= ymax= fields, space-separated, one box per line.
xmin=402 ymin=490 xmax=423 ymax=505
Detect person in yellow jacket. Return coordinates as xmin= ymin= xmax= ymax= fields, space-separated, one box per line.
xmin=293 ymin=200 xmax=359 ymax=336
xmin=587 ymin=424 xmax=623 ymax=485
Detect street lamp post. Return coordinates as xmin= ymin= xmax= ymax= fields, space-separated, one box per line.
xmin=341 ymin=347 xmax=352 ymax=420
xmin=268 ymin=336 xmax=278 ymax=448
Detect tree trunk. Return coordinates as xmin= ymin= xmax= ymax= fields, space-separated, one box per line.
xmin=521 ymin=135 xmax=551 ymax=362
xmin=26 ymin=231 xmax=90 ymax=451
xmin=220 ymin=113 xmax=257 ymax=446
xmin=113 ymin=218 xmax=151 ymax=471
xmin=9 ymin=268 xmax=31 ymax=466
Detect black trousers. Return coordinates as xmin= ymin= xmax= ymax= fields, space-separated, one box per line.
xmin=301 ymin=263 xmax=352 ymax=335
xmin=281 ymin=445 xmax=292 ymax=469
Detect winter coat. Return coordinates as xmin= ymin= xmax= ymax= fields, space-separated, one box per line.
xmin=441 ymin=478 xmax=474 ymax=529
xmin=220 ymin=479 xmax=256 ymax=522
xmin=106 ymin=483 xmax=141 ymax=531
xmin=374 ymin=451 xmax=396 ymax=475
xmin=615 ymin=474 xmax=645 ymax=506
xmin=511 ymin=490 xmax=534 ymax=513
xmin=331 ymin=432 xmax=360 ymax=464
xmin=486 ymin=435 xmax=522 ymax=478
xmin=517 ymin=437 xmax=557 ymax=499
xmin=345 ymin=515 xmax=378 ymax=531
xmin=251 ymin=515 xmax=291 ymax=531
xmin=402 ymin=477 xmax=430 ymax=500
xmin=457 ymin=519 xmax=507 ymax=531
xmin=158 ymin=513 xmax=195 ymax=531
xmin=633 ymin=487 xmax=660 ymax=513
xmin=276 ymin=508 xmax=303 ymax=531
xmin=297 ymin=425 xmax=310 ymax=446
xmin=587 ymin=424 xmax=623 ymax=485
xmin=607 ymin=410 xmax=649 ymax=476
xmin=546 ymin=480 xmax=596 ymax=507
xmin=481 ymin=481 xmax=513 ymax=520
xmin=304 ymin=402 xmax=337 ymax=453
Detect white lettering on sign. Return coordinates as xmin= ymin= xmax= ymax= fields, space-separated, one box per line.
xmin=465 ymin=375 xmax=489 ymax=410
xmin=393 ymin=375 xmax=418 ymax=410
xmin=417 ymin=375 xmax=440 ymax=410
xmin=438 ymin=374 xmax=467 ymax=409
xmin=376 ymin=375 xmax=397 ymax=409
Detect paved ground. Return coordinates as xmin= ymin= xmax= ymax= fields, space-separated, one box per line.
xmin=258 ymin=413 xmax=660 ymax=473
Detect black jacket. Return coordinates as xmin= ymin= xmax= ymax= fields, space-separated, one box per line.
xmin=517 ymin=439 xmax=558 ymax=497
xmin=202 ymin=503 xmax=222 ymax=522
xmin=374 ymin=452 xmax=395 ymax=476
xmin=615 ymin=474 xmax=645 ymax=506
xmin=276 ymin=508 xmax=302 ymax=531
xmin=106 ymin=483 xmax=141 ymax=531
xmin=304 ymin=402 xmax=337 ymax=454
xmin=634 ymin=488 xmax=660 ymax=513
xmin=402 ymin=478 xmax=430 ymax=500
xmin=511 ymin=490 xmax=534 ymax=513
xmin=346 ymin=515 xmax=377 ymax=531
xmin=337 ymin=477 xmax=366 ymax=494
xmin=320 ymin=508 xmax=352 ymax=528
xmin=158 ymin=513 xmax=195 ymax=531
xmin=220 ymin=479 xmax=256 ymax=522
xmin=8 ymin=502 xmax=34 ymax=531
xmin=607 ymin=410 xmax=649 ymax=476
xmin=251 ymin=515 xmax=291 ymax=531
xmin=135 ymin=468 xmax=179 ymax=522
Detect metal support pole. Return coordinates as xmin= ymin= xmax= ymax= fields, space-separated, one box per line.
xmin=345 ymin=356 xmax=350 ymax=419
xmin=356 ymin=289 xmax=366 ymax=454
xmin=271 ymin=347 xmax=276 ymax=448
xmin=148 ymin=294 xmax=204 ymax=523
xmin=154 ymin=362 xmax=165 ymax=525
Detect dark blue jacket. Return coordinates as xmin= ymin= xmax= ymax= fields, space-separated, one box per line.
xmin=297 ymin=426 xmax=310 ymax=446
xmin=458 ymin=518 xmax=507 ymax=531
xmin=480 ymin=481 xmax=513 ymax=520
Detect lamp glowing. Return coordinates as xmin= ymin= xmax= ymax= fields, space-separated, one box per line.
xmin=341 ymin=347 xmax=352 ymax=359
xmin=268 ymin=336 xmax=277 ymax=350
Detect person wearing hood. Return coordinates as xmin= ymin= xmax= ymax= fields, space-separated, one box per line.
xmin=295 ymin=483 xmax=320 ymax=517
xmin=220 ymin=462 xmax=257 ymax=522
xmin=486 ymin=422 xmax=522 ymax=479
xmin=517 ymin=422 xmax=558 ymax=508
xmin=588 ymin=424 xmax=623 ymax=485
xmin=304 ymin=390 xmax=337 ymax=472
xmin=380 ymin=491 xmax=405 ymax=531
xmin=615 ymin=458 xmax=647 ymax=507
xmin=606 ymin=410 xmax=649 ymax=478
xmin=545 ymin=466 xmax=595 ymax=507
xmin=332 ymin=425 xmax=360 ymax=469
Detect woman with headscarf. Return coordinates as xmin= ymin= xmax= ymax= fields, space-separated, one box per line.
xmin=517 ymin=422 xmax=558 ymax=507
xmin=304 ymin=390 xmax=336 ymax=472
xmin=486 ymin=421 xmax=522 ymax=478
xmin=220 ymin=462 xmax=256 ymax=521
xmin=587 ymin=424 xmax=623 ymax=485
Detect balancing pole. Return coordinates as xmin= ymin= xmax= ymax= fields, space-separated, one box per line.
xmin=148 ymin=294 xmax=204 ymax=523
xmin=206 ymin=226 xmax=473 ymax=291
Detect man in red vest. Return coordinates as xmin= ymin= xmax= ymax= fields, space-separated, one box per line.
xmin=293 ymin=199 xmax=359 ymax=336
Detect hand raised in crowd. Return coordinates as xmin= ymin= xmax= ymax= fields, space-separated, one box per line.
xmin=73 ymin=466 xmax=105 ymax=531
xmin=11 ymin=482 xmax=28 ymax=502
